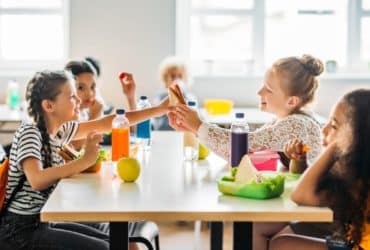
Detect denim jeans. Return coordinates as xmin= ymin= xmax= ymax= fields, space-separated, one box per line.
xmin=0 ymin=211 xmax=129 ymax=250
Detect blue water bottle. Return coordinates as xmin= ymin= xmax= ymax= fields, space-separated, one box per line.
xmin=136 ymin=96 xmax=152 ymax=150
xmin=230 ymin=112 xmax=249 ymax=167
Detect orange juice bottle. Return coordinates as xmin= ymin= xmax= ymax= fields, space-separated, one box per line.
xmin=111 ymin=109 xmax=130 ymax=161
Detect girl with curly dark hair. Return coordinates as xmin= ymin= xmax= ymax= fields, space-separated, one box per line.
xmin=265 ymin=89 xmax=370 ymax=250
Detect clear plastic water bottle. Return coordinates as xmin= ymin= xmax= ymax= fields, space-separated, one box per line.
xmin=6 ymin=80 xmax=20 ymax=110
xmin=231 ymin=112 xmax=249 ymax=167
xmin=112 ymin=109 xmax=130 ymax=162
xmin=136 ymin=96 xmax=152 ymax=150
xmin=183 ymin=100 xmax=199 ymax=161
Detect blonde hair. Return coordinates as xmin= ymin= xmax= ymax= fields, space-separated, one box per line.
xmin=273 ymin=54 xmax=324 ymax=108
xmin=158 ymin=56 xmax=191 ymax=87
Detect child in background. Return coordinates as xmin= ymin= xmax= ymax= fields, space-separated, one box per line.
xmin=64 ymin=60 xmax=104 ymax=121
xmin=170 ymin=55 xmax=323 ymax=164
xmin=65 ymin=59 xmax=137 ymax=121
xmin=257 ymin=89 xmax=370 ymax=250
xmin=84 ymin=56 xmax=137 ymax=113
xmin=0 ymin=70 xmax=169 ymax=250
xmin=65 ymin=60 xmax=137 ymax=147
xmin=152 ymin=56 xmax=196 ymax=130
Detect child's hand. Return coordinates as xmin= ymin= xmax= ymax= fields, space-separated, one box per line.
xmin=88 ymin=98 xmax=104 ymax=120
xmin=284 ymin=139 xmax=308 ymax=160
xmin=82 ymin=132 xmax=102 ymax=166
xmin=168 ymin=112 xmax=190 ymax=132
xmin=119 ymin=73 xmax=136 ymax=100
xmin=172 ymin=104 xmax=202 ymax=134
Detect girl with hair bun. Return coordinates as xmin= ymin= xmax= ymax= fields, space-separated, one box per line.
xmin=169 ymin=55 xmax=324 ymax=164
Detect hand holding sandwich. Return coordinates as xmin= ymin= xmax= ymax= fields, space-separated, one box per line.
xmin=167 ymin=83 xmax=202 ymax=134
xmin=169 ymin=104 xmax=202 ymax=135
xmin=81 ymin=132 xmax=103 ymax=167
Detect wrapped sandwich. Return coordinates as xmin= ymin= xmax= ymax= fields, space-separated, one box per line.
xmin=168 ymin=83 xmax=186 ymax=105
xmin=57 ymin=144 xmax=109 ymax=173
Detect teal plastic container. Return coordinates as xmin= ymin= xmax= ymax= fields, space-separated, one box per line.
xmin=217 ymin=173 xmax=285 ymax=200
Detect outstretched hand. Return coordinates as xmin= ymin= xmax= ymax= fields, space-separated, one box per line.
xmin=168 ymin=104 xmax=202 ymax=134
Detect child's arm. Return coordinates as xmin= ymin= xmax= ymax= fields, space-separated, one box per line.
xmin=120 ymin=73 xmax=137 ymax=111
xmin=22 ymin=133 xmax=101 ymax=191
xmin=291 ymin=143 xmax=337 ymax=206
xmin=169 ymin=104 xmax=202 ymax=134
xmin=73 ymin=98 xmax=169 ymax=140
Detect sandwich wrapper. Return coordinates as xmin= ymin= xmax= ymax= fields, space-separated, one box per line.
xmin=57 ymin=145 xmax=111 ymax=173
xmin=217 ymin=155 xmax=285 ymax=199
xmin=168 ymin=83 xmax=186 ymax=105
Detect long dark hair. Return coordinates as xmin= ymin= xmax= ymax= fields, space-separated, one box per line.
xmin=64 ymin=60 xmax=97 ymax=78
xmin=318 ymin=89 xmax=370 ymax=246
xmin=25 ymin=71 xmax=70 ymax=168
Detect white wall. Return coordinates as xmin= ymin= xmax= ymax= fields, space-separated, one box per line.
xmin=190 ymin=76 xmax=370 ymax=116
xmin=69 ymin=0 xmax=175 ymax=108
xmin=1 ymin=0 xmax=370 ymax=117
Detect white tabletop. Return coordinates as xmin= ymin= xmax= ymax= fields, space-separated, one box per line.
xmin=41 ymin=131 xmax=332 ymax=223
xmin=199 ymin=107 xmax=327 ymax=127
xmin=0 ymin=104 xmax=24 ymax=122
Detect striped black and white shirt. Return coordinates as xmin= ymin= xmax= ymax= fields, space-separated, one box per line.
xmin=6 ymin=121 xmax=79 ymax=215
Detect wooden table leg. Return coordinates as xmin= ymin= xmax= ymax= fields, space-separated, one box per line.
xmin=110 ymin=222 xmax=128 ymax=250
xmin=233 ymin=222 xmax=252 ymax=250
xmin=210 ymin=222 xmax=223 ymax=250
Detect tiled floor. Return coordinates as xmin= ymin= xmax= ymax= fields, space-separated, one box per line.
xmin=146 ymin=221 xmax=233 ymax=250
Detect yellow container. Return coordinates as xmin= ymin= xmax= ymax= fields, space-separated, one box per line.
xmin=204 ymin=99 xmax=233 ymax=115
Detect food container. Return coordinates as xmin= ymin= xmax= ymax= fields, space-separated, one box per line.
xmin=204 ymin=99 xmax=233 ymax=115
xmin=217 ymin=172 xmax=285 ymax=199
xmin=249 ymin=151 xmax=280 ymax=171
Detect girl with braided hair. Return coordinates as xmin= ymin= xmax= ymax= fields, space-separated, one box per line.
xmin=0 ymin=70 xmax=169 ymax=250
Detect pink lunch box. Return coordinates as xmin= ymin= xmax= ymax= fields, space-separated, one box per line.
xmin=249 ymin=151 xmax=280 ymax=171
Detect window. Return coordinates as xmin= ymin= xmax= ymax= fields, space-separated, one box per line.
xmin=265 ymin=0 xmax=347 ymax=67
xmin=361 ymin=0 xmax=370 ymax=62
xmin=177 ymin=0 xmax=370 ymax=76
xmin=0 ymin=0 xmax=69 ymax=70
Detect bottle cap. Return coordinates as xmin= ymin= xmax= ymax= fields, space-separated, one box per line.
xmin=140 ymin=96 xmax=148 ymax=100
xmin=187 ymin=101 xmax=196 ymax=107
xmin=235 ymin=112 xmax=245 ymax=119
xmin=116 ymin=109 xmax=125 ymax=115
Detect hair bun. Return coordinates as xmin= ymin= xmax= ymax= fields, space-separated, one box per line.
xmin=300 ymin=55 xmax=324 ymax=76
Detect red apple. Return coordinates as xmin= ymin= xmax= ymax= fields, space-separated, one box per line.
xmin=119 ymin=72 xmax=127 ymax=80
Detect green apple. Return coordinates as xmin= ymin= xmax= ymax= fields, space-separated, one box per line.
xmin=198 ymin=144 xmax=210 ymax=160
xmin=117 ymin=157 xmax=141 ymax=182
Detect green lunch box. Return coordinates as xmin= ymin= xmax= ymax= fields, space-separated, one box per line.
xmin=217 ymin=173 xmax=285 ymax=200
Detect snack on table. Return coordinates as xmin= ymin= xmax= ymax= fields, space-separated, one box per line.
xmin=57 ymin=144 xmax=79 ymax=162
xmin=57 ymin=145 xmax=109 ymax=173
xmin=289 ymin=144 xmax=310 ymax=174
xmin=218 ymin=155 xmax=285 ymax=199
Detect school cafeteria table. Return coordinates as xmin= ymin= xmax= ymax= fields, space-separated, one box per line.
xmin=0 ymin=104 xmax=25 ymax=134
xmin=41 ymin=131 xmax=332 ymax=250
